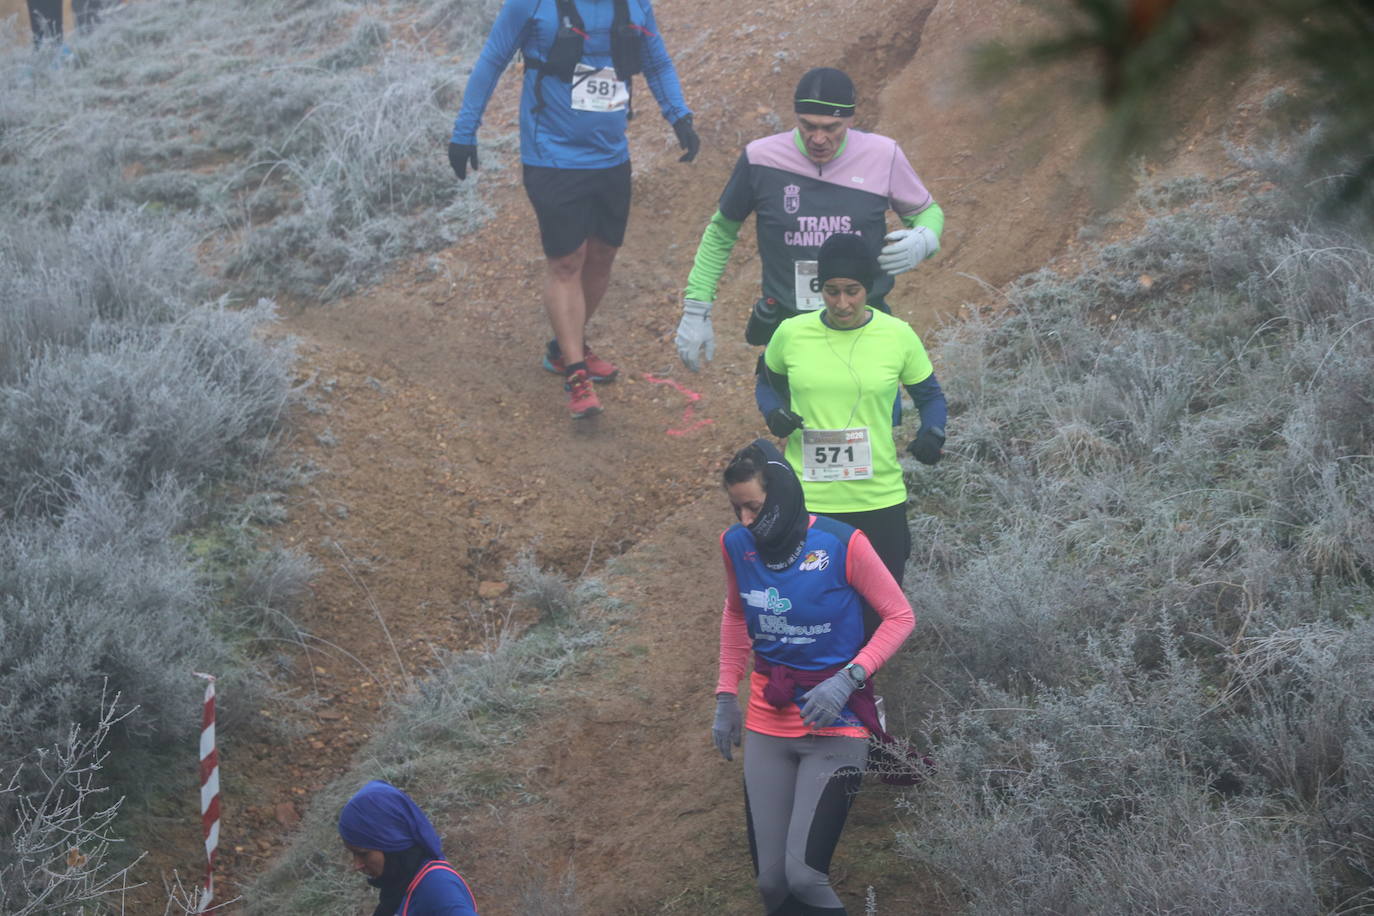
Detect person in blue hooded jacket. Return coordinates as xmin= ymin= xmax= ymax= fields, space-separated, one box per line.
xmin=448 ymin=0 xmax=698 ymax=420
xmin=339 ymin=781 xmax=479 ymax=916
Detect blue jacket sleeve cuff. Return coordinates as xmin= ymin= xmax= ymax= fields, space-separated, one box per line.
xmin=904 ymin=374 xmax=947 ymax=432
xmin=755 ymin=369 xmax=787 ymax=416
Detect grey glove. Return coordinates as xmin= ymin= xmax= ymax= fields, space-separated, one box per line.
xmin=712 ymin=693 xmax=743 ymax=760
xmin=800 ymin=671 xmax=858 ymax=728
xmin=676 ymin=298 xmax=715 ymax=371
xmin=877 ymin=226 xmax=938 ymax=275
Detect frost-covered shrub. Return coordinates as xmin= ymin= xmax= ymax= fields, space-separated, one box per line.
xmin=898 ymin=625 xmax=1328 ymax=913
xmin=1226 ymin=619 xmax=1374 ymax=823
xmin=230 ymin=545 xmax=320 ymax=638
xmin=0 ymin=206 xmax=205 ymax=380
xmin=417 ymin=0 xmax=508 ymax=50
xmin=224 ymin=44 xmax=490 ymax=299
xmin=0 ymin=110 xmax=306 ymax=851
xmin=908 ymin=774 xmax=1319 ymax=915
xmin=0 ymin=694 xmax=138 ymax=916
xmin=892 ymin=175 xmax=1374 ymax=909
xmin=0 ymin=299 xmax=293 ymax=518
xmin=0 ymin=479 xmax=217 ymax=763
xmin=0 ymin=0 xmax=397 ymax=893
xmin=0 ymin=0 xmax=502 ymax=302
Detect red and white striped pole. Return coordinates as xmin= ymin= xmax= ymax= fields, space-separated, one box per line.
xmin=193 ymin=673 xmax=220 ymax=914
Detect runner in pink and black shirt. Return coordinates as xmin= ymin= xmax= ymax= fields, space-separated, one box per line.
xmin=675 ymin=67 xmax=944 ymax=372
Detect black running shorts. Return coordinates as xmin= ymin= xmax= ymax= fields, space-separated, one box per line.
xmin=522 ymin=161 xmax=632 ymax=259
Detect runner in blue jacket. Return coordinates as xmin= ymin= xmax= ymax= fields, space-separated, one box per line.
xmin=450 ymin=0 xmax=698 ymax=419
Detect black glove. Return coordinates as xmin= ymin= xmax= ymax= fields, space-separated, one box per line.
xmin=907 ymin=425 xmax=945 ymax=465
xmin=765 ymin=408 xmax=805 ymax=438
xmin=448 ymin=142 xmax=478 ymax=180
xmin=673 ymin=115 xmax=700 ymax=163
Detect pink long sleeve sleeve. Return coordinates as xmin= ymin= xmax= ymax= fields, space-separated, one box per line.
xmin=846 ymin=530 xmax=916 ymax=676
xmin=716 ymin=533 xmax=753 ymax=695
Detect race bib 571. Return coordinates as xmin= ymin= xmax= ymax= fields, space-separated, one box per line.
xmin=800 ymin=428 xmax=873 ymax=481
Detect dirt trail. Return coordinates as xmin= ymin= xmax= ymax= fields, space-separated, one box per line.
xmin=179 ymin=0 xmax=1276 ymax=909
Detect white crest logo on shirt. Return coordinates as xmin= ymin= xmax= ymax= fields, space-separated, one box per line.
xmin=799 ymin=549 xmax=830 ymax=571
xmin=783 ymin=184 xmax=800 ymax=214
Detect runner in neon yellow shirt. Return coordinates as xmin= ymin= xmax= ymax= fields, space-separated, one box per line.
xmin=760 ymin=232 xmax=946 ymax=595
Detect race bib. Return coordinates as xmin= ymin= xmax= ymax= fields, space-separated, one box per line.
xmin=800 ymin=428 xmax=873 ymax=481
xmin=570 ymin=65 xmax=629 ymax=112
xmin=794 ymin=260 xmax=823 ymax=311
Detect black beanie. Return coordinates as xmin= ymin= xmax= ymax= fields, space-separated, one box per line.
xmin=817 ymin=232 xmax=875 ymax=291
xmin=794 ymin=68 xmax=856 ymax=118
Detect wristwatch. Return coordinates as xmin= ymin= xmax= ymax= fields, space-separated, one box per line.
xmin=843 ymin=662 xmax=867 ymax=688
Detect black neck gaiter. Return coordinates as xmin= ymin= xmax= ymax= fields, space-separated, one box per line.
xmin=369 ymin=845 xmax=429 ymax=916
xmin=746 ymin=439 xmax=809 ymax=571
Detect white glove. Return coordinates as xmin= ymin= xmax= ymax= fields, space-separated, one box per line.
xmin=877 ymin=226 xmax=939 ymax=276
xmin=675 ymin=298 xmax=715 ymax=371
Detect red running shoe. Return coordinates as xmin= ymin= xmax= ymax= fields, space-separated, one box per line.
xmin=543 ymin=343 xmax=619 ymax=382
xmin=564 ymin=369 xmax=603 ymax=419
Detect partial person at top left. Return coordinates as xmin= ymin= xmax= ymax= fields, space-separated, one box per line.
xmin=27 ymin=0 xmax=111 ymax=48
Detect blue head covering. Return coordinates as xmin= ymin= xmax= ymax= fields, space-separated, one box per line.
xmin=338 ymin=781 xmax=444 ymax=860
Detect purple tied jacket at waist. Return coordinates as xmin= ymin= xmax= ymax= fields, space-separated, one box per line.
xmin=754 ymin=656 xmax=933 ymax=786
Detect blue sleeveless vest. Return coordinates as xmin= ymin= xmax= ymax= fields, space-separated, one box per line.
xmin=723 ymin=516 xmax=865 ymax=671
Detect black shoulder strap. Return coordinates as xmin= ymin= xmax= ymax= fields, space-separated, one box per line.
xmin=555 ymin=0 xmax=584 ymax=31
xmin=609 ymin=0 xmax=643 ymax=82
xmin=531 ymin=0 xmax=586 ymax=110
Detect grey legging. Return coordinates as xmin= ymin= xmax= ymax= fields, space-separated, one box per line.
xmin=743 ymin=731 xmax=868 ymax=915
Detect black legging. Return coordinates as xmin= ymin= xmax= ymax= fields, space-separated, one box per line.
xmin=27 ymin=0 xmax=62 ymax=46
xmin=28 ymin=0 xmax=106 ymax=46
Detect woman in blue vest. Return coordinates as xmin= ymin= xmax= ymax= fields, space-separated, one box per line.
xmin=339 ymin=780 xmax=479 ymax=916
xmin=712 ymin=439 xmax=916 ymax=915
